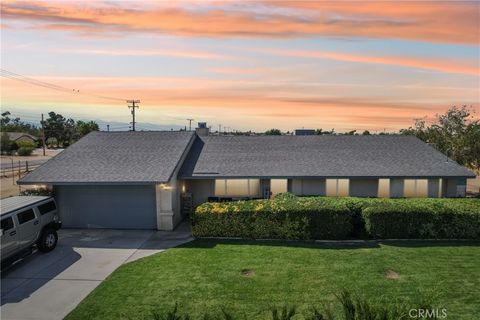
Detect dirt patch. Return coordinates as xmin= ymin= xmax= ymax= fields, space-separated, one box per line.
xmin=384 ymin=269 xmax=400 ymax=279
xmin=240 ymin=269 xmax=255 ymax=277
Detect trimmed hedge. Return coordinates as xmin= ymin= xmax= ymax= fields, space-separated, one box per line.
xmin=191 ymin=194 xmax=480 ymax=240
xmin=362 ymin=198 xmax=480 ymax=239
xmin=191 ymin=193 xmax=353 ymax=240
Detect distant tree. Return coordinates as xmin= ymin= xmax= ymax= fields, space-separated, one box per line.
xmin=0 ymin=132 xmax=19 ymax=155
xmin=265 ymin=128 xmax=282 ymax=135
xmin=1 ymin=111 xmax=41 ymax=136
xmin=362 ymin=130 xmax=371 ymax=135
xmin=75 ymin=120 xmax=99 ymax=140
xmin=400 ymin=105 xmax=480 ymax=170
xmin=344 ymin=130 xmax=357 ymax=135
xmin=42 ymin=112 xmax=75 ymax=147
xmin=315 ymin=128 xmax=335 ymax=135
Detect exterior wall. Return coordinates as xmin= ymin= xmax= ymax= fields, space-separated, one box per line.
xmin=55 ymin=184 xmax=156 ymax=229
xmin=155 ymin=183 xmax=176 ymax=231
xmin=291 ymin=179 xmax=326 ymax=196
xmin=427 ymin=179 xmax=440 ymax=198
xmin=154 ymin=134 xmax=196 ymax=230
xmin=390 ymin=179 xmax=404 ymax=198
xmin=444 ymin=178 xmax=466 ymax=197
xmin=184 ymin=177 xmax=468 ymax=204
xmin=187 ymin=179 xmax=215 ymax=206
xmin=349 ymin=179 xmax=378 ymax=197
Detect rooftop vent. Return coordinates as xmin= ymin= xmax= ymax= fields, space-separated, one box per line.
xmin=295 ymin=129 xmax=315 ymax=136
xmin=196 ymin=122 xmax=209 ymax=136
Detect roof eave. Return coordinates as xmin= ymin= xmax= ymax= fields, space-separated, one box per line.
xmin=17 ymin=181 xmax=169 ymax=186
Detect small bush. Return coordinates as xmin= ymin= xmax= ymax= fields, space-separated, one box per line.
xmin=17 ymin=147 xmax=34 ymax=156
xmin=16 ymin=140 xmax=36 ymax=149
xmin=20 ymin=187 xmax=53 ymax=196
xmin=362 ymin=198 xmax=480 ymax=239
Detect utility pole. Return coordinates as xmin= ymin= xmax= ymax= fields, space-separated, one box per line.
xmin=127 ymin=99 xmax=140 ymax=131
xmin=41 ymin=113 xmax=46 ymax=156
xmin=186 ymin=119 xmax=194 ymax=131
xmin=107 ymin=124 xmax=110 ymax=132
xmin=218 ymin=124 xmax=221 ymax=135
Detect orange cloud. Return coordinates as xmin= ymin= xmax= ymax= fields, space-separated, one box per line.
xmin=2 ymin=75 xmax=478 ymax=132
xmin=256 ymin=49 xmax=479 ymax=76
xmin=1 ymin=0 xmax=478 ymax=44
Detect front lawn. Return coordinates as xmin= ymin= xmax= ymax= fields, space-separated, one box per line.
xmin=66 ymin=240 xmax=480 ymax=319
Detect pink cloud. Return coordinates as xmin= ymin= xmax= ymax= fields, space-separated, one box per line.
xmin=1 ymin=0 xmax=478 ymax=44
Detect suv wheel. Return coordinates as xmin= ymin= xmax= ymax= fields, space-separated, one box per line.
xmin=38 ymin=229 xmax=58 ymax=252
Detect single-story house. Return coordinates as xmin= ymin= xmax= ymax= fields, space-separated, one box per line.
xmin=18 ymin=127 xmax=475 ymax=230
xmin=5 ymin=132 xmax=38 ymax=144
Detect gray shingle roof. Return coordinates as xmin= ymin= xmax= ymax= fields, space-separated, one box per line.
xmin=179 ymin=135 xmax=475 ymax=178
xmin=19 ymin=131 xmax=195 ymax=184
xmin=5 ymin=132 xmax=38 ymax=141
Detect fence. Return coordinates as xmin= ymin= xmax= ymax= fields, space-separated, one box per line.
xmin=1 ymin=160 xmax=42 ymax=183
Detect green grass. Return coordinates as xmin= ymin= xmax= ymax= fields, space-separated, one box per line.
xmin=66 ymin=240 xmax=480 ymax=320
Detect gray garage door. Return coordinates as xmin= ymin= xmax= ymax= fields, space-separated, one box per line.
xmin=55 ymin=185 xmax=157 ymax=229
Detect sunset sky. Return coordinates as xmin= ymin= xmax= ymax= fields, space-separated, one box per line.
xmin=1 ymin=0 xmax=479 ymax=132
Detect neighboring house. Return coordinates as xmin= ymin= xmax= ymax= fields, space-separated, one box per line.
xmin=18 ymin=127 xmax=476 ymax=231
xmin=6 ymin=132 xmax=38 ymax=144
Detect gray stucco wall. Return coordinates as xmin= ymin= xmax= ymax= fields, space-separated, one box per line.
xmin=390 ymin=179 xmax=404 ymax=198
xmin=291 ymin=179 xmax=326 ymax=196
xmin=55 ymin=184 xmax=156 ymax=229
xmin=349 ymin=179 xmax=378 ymax=197
xmin=427 ymin=179 xmax=440 ymax=198
xmin=187 ymin=179 xmax=215 ymax=206
xmin=444 ymin=178 xmax=466 ymax=197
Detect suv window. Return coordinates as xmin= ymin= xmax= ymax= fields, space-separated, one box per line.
xmin=17 ymin=209 xmax=36 ymax=224
xmin=38 ymin=201 xmax=56 ymax=215
xmin=1 ymin=217 xmax=14 ymax=231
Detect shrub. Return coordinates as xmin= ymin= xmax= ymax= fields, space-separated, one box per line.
xmin=17 ymin=147 xmax=34 ymax=156
xmin=20 ymin=187 xmax=53 ymax=196
xmin=0 ymin=133 xmax=18 ymax=155
xmin=16 ymin=140 xmax=36 ymax=149
xmin=362 ymin=198 xmax=480 ymax=239
xmin=192 ymin=194 xmax=353 ymax=240
xmin=192 ymin=194 xmax=480 ymax=240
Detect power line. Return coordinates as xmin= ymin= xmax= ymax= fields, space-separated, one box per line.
xmin=0 ymin=69 xmax=125 ymax=102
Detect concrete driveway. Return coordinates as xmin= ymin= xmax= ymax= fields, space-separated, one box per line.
xmin=0 ymin=223 xmax=193 ymax=320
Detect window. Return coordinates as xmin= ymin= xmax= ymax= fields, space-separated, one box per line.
xmin=378 ymin=179 xmax=390 ymax=198
xmin=227 ymin=179 xmax=250 ymax=197
xmin=326 ymin=179 xmax=349 ymax=197
xmin=404 ymin=179 xmax=428 ymax=198
xmin=17 ymin=209 xmax=35 ymax=224
xmin=38 ymin=201 xmax=57 ymax=215
xmin=215 ymin=179 xmax=260 ymax=197
xmin=270 ymin=179 xmax=288 ymax=196
xmin=1 ymin=217 xmax=14 ymax=231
